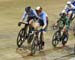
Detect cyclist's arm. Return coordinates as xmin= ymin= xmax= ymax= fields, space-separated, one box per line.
xmin=63 ymin=5 xmax=68 ymax=11
xmin=32 ymin=9 xmax=42 ymax=20
xmin=62 ymin=5 xmax=69 ymax=13
xmin=71 ymin=4 xmax=75 ymax=9
xmin=42 ymin=14 xmax=47 ymax=29
xmin=20 ymin=12 xmax=27 ymax=22
xmin=57 ymin=18 xmax=61 ymax=23
xmin=56 ymin=18 xmax=61 ymax=26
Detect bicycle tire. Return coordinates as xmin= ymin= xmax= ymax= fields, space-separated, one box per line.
xmin=52 ymin=31 xmax=60 ymax=47
xmin=27 ymin=34 xmax=34 ymax=44
xmin=31 ymin=40 xmax=37 ymax=55
xmin=39 ymin=32 xmax=43 ymax=51
xmin=17 ymin=28 xmax=26 ymax=47
xmin=62 ymin=32 xmax=68 ymax=46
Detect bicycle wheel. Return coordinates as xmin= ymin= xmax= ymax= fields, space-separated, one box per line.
xmin=17 ymin=28 xmax=26 ymax=47
xmin=27 ymin=33 xmax=34 ymax=44
xmin=31 ymin=41 xmax=36 ymax=55
xmin=39 ymin=32 xmax=43 ymax=51
xmin=62 ymin=32 xmax=68 ymax=46
xmin=31 ymin=37 xmax=38 ymax=55
xmin=52 ymin=31 xmax=60 ymax=47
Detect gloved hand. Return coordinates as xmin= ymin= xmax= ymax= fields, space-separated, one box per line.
xmin=18 ymin=22 xmax=22 ymax=26
xmin=40 ymin=27 xmax=44 ymax=32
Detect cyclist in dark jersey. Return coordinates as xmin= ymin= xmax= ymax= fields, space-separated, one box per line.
xmin=56 ymin=12 xmax=70 ymax=36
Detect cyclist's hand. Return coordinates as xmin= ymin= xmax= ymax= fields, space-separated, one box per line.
xmin=18 ymin=22 xmax=22 ymax=26
xmin=40 ymin=27 xmax=44 ymax=31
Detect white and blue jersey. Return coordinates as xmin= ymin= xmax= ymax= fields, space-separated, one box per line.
xmin=38 ymin=11 xmax=48 ymax=26
xmin=72 ymin=1 xmax=75 ymax=6
xmin=21 ymin=9 xmax=38 ymax=20
xmin=63 ymin=1 xmax=75 ymax=14
xmin=70 ymin=0 xmax=75 ymax=4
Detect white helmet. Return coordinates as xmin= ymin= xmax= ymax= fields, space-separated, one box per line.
xmin=35 ymin=6 xmax=41 ymax=10
xmin=35 ymin=6 xmax=42 ymax=11
xmin=35 ymin=6 xmax=42 ymax=13
xmin=67 ymin=1 xmax=71 ymax=5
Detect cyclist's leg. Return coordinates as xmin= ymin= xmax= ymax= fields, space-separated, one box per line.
xmin=60 ymin=26 xmax=67 ymax=41
xmin=27 ymin=17 xmax=35 ymax=45
xmin=27 ymin=17 xmax=34 ymax=33
xmin=61 ymin=25 xmax=69 ymax=40
xmin=39 ymin=20 xmax=48 ymax=48
xmin=30 ymin=19 xmax=45 ymax=47
xmin=30 ymin=20 xmax=40 ymax=30
xmin=27 ymin=19 xmax=40 ymax=46
xmin=60 ymin=27 xmax=63 ymax=37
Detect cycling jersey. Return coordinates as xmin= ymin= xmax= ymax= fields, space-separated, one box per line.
xmin=72 ymin=1 xmax=75 ymax=6
xmin=38 ymin=11 xmax=48 ymax=26
xmin=58 ymin=16 xmax=70 ymax=30
xmin=38 ymin=11 xmax=48 ymax=31
xmin=21 ymin=9 xmax=38 ymax=20
xmin=63 ymin=1 xmax=75 ymax=14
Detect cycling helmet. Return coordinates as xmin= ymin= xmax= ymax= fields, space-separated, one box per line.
xmin=25 ymin=6 xmax=31 ymax=13
xmin=60 ymin=10 xmax=67 ymax=17
xmin=67 ymin=1 xmax=71 ymax=5
xmin=35 ymin=6 xmax=42 ymax=14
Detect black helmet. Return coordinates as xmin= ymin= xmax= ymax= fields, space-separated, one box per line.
xmin=25 ymin=6 xmax=31 ymax=13
xmin=60 ymin=13 xmax=66 ymax=18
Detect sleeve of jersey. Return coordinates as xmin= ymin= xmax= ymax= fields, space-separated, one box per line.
xmin=64 ymin=5 xmax=69 ymax=11
xmin=21 ymin=12 xmax=27 ymax=20
xmin=71 ymin=4 xmax=75 ymax=9
xmin=33 ymin=9 xmax=42 ymax=19
xmin=42 ymin=14 xmax=47 ymax=25
xmin=33 ymin=10 xmax=37 ymax=16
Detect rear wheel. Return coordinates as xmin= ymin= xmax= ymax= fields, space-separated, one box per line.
xmin=62 ymin=32 xmax=68 ymax=46
xmin=52 ymin=31 xmax=60 ymax=47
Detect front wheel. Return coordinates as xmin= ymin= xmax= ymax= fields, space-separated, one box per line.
xmin=52 ymin=31 xmax=60 ymax=47
xmin=31 ymin=35 xmax=38 ymax=55
xmin=31 ymin=41 xmax=36 ymax=55
xmin=17 ymin=28 xmax=27 ymax=48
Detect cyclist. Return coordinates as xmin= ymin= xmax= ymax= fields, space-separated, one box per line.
xmin=18 ymin=6 xmax=40 ymax=46
xmin=62 ymin=1 xmax=75 ymax=21
xmin=34 ymin=6 xmax=48 ymax=49
xmin=18 ymin=6 xmax=40 ymax=26
xmin=56 ymin=11 xmax=70 ymax=45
